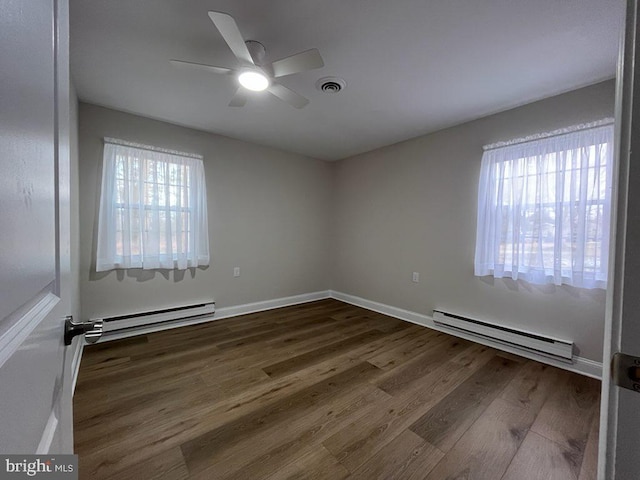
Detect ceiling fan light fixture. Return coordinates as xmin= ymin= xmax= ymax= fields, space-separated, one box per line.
xmin=173 ymin=12 xmax=323 ymax=107
xmin=238 ymin=71 xmax=269 ymax=92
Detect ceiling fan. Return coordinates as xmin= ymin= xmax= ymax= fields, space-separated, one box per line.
xmin=170 ymin=11 xmax=324 ymax=109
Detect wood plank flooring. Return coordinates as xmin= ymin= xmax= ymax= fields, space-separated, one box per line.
xmin=74 ymin=299 xmax=601 ymax=480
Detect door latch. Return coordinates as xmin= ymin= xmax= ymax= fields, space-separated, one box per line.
xmin=612 ymin=352 xmax=640 ymax=392
xmin=64 ymin=316 xmax=103 ymax=346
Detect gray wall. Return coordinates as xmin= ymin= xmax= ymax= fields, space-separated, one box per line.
xmin=332 ymin=80 xmax=616 ymax=362
xmin=79 ymin=103 xmax=333 ymax=319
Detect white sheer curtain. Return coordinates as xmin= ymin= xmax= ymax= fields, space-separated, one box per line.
xmin=474 ymin=122 xmax=614 ymax=289
xmin=96 ymin=139 xmax=209 ymax=271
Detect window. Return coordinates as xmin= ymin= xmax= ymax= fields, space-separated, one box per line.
xmin=474 ymin=120 xmax=614 ymax=289
xmin=96 ymin=138 xmax=209 ymax=271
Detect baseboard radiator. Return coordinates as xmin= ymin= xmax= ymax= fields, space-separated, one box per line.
xmin=95 ymin=302 xmax=216 ymax=334
xmin=432 ymin=310 xmax=573 ymax=362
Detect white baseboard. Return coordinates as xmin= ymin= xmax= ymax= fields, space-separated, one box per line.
xmin=329 ymin=290 xmax=603 ymax=379
xmin=572 ymin=356 xmax=604 ymax=380
xmin=214 ymin=291 xmax=331 ymax=320
xmin=36 ymin=408 xmax=58 ymax=454
xmin=94 ymin=290 xmax=332 ymax=343
xmin=71 ymin=340 xmax=84 ymax=395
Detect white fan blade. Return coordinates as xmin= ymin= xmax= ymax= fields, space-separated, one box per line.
xmin=170 ymin=59 xmax=233 ymax=75
xmin=268 ymin=83 xmax=309 ymax=109
xmin=228 ymin=87 xmax=247 ymax=107
xmin=270 ymin=48 xmax=324 ymax=78
xmin=208 ymin=11 xmax=254 ymax=65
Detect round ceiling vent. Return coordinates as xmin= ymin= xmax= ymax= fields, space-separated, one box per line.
xmin=316 ymin=77 xmax=346 ymax=93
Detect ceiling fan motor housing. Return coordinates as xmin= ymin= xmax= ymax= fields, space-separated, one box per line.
xmin=245 ymin=40 xmax=266 ymax=65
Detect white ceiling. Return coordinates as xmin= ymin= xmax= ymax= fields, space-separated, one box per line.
xmin=70 ymin=0 xmax=624 ymax=161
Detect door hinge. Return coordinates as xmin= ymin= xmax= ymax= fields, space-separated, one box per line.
xmin=612 ymin=352 xmax=640 ymax=392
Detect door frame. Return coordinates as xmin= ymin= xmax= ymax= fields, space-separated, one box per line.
xmin=599 ymin=0 xmax=640 ymax=478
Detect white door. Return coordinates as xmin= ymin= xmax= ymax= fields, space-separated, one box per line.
xmin=0 ymin=0 xmax=79 ymax=454
xmin=600 ymin=0 xmax=640 ymax=478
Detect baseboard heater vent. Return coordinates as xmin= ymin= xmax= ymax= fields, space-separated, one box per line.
xmin=95 ymin=302 xmax=215 ymax=334
xmin=432 ymin=310 xmax=573 ymax=362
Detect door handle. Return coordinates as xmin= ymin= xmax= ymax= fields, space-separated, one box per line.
xmin=64 ymin=316 xmax=103 ymax=346
xmin=612 ymin=352 xmax=640 ymax=392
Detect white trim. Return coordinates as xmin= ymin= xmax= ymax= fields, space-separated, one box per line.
xmin=573 ymin=356 xmax=604 ymax=379
xmin=95 ymin=291 xmax=331 ymax=343
xmin=329 ymin=290 xmax=603 ymax=379
xmin=330 ymin=290 xmax=433 ymax=326
xmin=214 ymin=291 xmax=331 ymax=320
xmin=71 ymin=340 xmax=84 ymax=395
xmin=0 ymin=291 xmax=60 ymax=370
xmin=36 ymin=409 xmax=58 ymax=454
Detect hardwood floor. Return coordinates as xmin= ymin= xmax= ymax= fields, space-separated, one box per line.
xmin=74 ymin=299 xmax=601 ymax=480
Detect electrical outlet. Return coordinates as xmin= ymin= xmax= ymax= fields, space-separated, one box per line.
xmin=412 ymin=272 xmax=420 ymax=283
xmin=233 ymin=267 xmax=240 ymax=277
